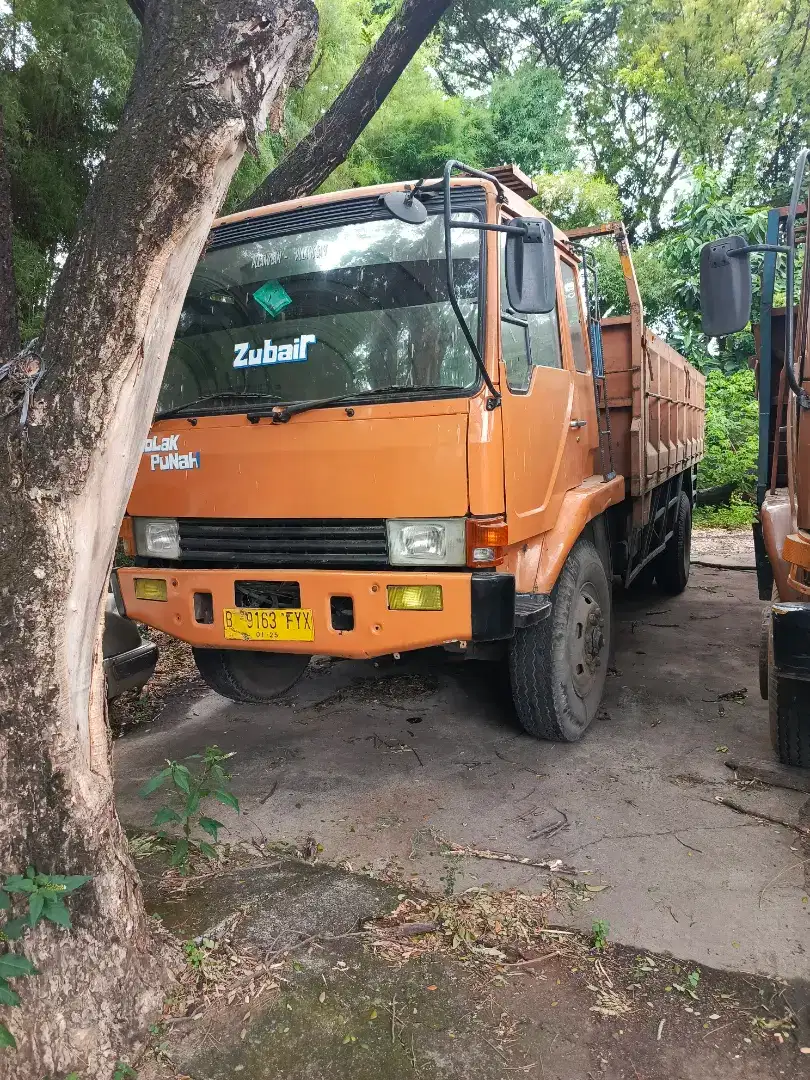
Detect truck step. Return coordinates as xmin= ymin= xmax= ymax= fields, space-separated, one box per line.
xmin=514 ymin=593 xmax=552 ymax=628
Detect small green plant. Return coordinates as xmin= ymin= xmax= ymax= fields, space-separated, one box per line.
xmin=182 ymin=937 xmax=214 ymax=971
xmin=591 ymin=919 xmax=609 ymax=951
xmin=139 ymin=746 xmax=239 ymax=873
xmin=0 ymin=868 xmax=90 ymax=1049
xmin=693 ymin=496 xmax=755 ymax=529
xmin=112 ymin=1063 xmax=137 ymax=1080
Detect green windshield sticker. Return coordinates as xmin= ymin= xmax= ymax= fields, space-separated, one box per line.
xmin=253 ymin=280 xmax=292 ymax=318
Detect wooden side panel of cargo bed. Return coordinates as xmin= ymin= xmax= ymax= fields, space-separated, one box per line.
xmin=601 ymin=317 xmax=705 ymax=513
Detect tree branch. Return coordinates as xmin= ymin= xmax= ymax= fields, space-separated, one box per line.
xmin=240 ymin=0 xmax=452 ymax=210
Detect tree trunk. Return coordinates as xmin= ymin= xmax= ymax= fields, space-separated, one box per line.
xmin=0 ymin=1 xmax=316 ymax=1076
xmin=0 ymin=107 xmax=19 ymax=359
xmin=242 ymin=0 xmax=451 ymax=209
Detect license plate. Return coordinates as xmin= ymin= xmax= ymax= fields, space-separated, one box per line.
xmin=223 ymin=607 xmax=314 ymax=642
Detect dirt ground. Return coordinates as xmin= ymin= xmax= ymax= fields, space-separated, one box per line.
xmin=692 ymin=526 xmax=755 ymax=564
xmin=114 ymin=562 xmax=810 ymax=1076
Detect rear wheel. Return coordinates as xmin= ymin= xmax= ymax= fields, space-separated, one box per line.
xmin=655 ymin=491 xmax=692 ymax=595
xmin=193 ymin=647 xmax=310 ymax=703
xmin=508 ymin=538 xmax=611 ymax=742
xmin=767 ymin=617 xmax=810 ymax=767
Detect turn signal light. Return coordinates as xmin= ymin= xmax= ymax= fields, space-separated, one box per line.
xmin=466 ymin=518 xmax=508 ymax=567
xmin=387 ymin=584 xmax=443 ymax=611
xmin=134 ymin=577 xmax=168 ymax=602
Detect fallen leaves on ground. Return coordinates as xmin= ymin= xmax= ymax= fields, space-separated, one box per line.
xmin=366 ymin=890 xmax=552 ymax=965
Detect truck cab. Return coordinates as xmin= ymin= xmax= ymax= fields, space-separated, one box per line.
xmin=115 ymin=164 xmax=703 ymax=742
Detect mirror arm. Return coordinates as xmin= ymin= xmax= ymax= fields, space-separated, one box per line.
xmin=443 ymin=160 xmax=502 ymax=410
xmin=728 ymin=244 xmax=790 ymax=256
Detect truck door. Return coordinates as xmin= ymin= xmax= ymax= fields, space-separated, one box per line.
xmin=499 ymin=232 xmax=582 ymax=542
xmin=558 ymin=257 xmax=600 ymax=481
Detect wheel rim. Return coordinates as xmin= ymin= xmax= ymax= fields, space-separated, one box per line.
xmin=682 ymin=511 xmax=692 ymax=575
xmin=569 ymin=583 xmax=606 ymax=699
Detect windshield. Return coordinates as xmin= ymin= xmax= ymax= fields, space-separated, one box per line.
xmin=157 ymin=209 xmax=482 ymax=417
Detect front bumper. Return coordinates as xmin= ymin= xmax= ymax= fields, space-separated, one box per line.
xmin=115 ymin=567 xmax=517 ymax=660
xmin=104 ymin=640 xmax=159 ymax=699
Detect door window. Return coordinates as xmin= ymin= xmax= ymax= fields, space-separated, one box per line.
xmin=500 ymin=234 xmax=562 ymax=392
xmin=560 ymin=261 xmax=589 ymax=373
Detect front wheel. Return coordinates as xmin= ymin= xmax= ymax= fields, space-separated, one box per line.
xmin=508 ymin=537 xmax=611 ymax=742
xmin=193 ymin=647 xmax=310 ymax=703
xmin=655 ymin=491 xmax=692 ymax=595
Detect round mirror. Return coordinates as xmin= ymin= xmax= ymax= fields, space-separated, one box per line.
xmin=382 ymin=191 xmax=428 ymax=225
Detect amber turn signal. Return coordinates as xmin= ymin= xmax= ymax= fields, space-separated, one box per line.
xmin=466 ymin=518 xmax=508 ymax=567
xmin=134 ymin=577 xmax=168 ymax=602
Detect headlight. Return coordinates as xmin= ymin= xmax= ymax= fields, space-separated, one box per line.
xmin=133 ymin=517 xmax=180 ymax=560
xmin=386 ymin=519 xmax=466 ymax=566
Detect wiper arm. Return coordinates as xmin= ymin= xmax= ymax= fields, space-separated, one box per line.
xmin=247 ymin=385 xmax=456 ymax=424
xmin=155 ymin=391 xmax=283 ymax=421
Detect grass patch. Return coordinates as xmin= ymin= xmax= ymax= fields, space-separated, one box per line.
xmin=694 ymin=497 xmax=755 ymax=529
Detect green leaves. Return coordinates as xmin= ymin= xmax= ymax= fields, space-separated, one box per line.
xmin=0 ymin=979 xmax=21 ymax=1007
xmin=199 ymin=817 xmax=224 ymax=841
xmin=28 ymin=893 xmax=44 ymax=927
xmin=0 ymin=869 xmax=89 ymax=1051
xmin=42 ymin=899 xmax=72 ymax=929
xmin=138 ymin=767 xmax=172 ymax=797
xmin=0 ymin=953 xmax=38 ymax=980
xmin=139 ymin=747 xmax=239 ymax=873
xmin=170 ymin=840 xmax=190 ymax=868
xmin=214 ymin=790 xmax=239 ymax=813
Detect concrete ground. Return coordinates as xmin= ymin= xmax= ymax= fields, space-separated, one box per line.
xmin=137 ymin=858 xmax=809 ymax=1080
xmin=115 ymin=564 xmax=810 ymax=984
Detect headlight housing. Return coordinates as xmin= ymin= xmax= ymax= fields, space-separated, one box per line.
xmin=133 ymin=517 xmax=180 ymax=560
xmin=386 ymin=519 xmax=466 ymax=566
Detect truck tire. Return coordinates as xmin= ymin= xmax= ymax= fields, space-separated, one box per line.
xmin=192 ymin=647 xmax=310 ymax=704
xmin=767 ymin=618 xmax=810 ymax=767
xmin=759 ymin=607 xmax=771 ymax=700
xmin=509 ymin=537 xmax=611 ymax=742
xmin=655 ymin=492 xmax=691 ymax=594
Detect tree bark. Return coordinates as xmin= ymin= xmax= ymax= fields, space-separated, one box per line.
xmin=242 ymin=0 xmax=451 ymax=209
xmin=0 ymin=107 xmax=19 ymax=359
xmin=0 ymin=1 xmax=316 ymax=1077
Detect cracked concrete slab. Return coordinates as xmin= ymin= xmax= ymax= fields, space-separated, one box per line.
xmin=116 ymin=567 xmax=810 ymax=980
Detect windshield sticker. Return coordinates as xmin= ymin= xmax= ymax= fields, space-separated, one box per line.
xmin=233 ymin=334 xmax=316 ymax=368
xmin=253 ymin=280 xmax=292 ymax=318
xmin=143 ymin=434 xmax=201 ymax=472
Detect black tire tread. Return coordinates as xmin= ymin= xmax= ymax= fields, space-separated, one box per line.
xmin=655 ymin=491 xmax=691 ymax=595
xmin=509 ymin=537 xmax=610 ymax=742
xmin=192 ymin=647 xmax=308 ymax=704
xmin=769 ymin=661 xmax=810 ymax=768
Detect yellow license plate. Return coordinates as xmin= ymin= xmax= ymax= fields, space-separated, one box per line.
xmin=223 ymin=607 xmax=314 ymax=642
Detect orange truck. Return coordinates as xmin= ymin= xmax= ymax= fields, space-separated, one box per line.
xmin=114 ymin=162 xmax=705 ymax=742
xmin=700 ymin=148 xmax=810 ymax=766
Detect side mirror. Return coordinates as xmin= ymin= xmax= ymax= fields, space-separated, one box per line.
xmin=505 ymin=217 xmax=556 ymax=314
xmin=699 ymin=235 xmax=752 ymax=337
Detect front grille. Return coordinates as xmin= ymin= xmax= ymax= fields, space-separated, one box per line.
xmin=178 ymin=519 xmax=389 ymax=570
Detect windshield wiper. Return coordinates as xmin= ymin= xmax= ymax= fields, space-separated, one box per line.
xmin=247 ymin=385 xmax=458 ymax=424
xmin=155 ymin=391 xmax=284 ymax=421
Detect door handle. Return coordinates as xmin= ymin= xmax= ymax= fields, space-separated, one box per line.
xmin=570 ymin=419 xmax=587 ymax=429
